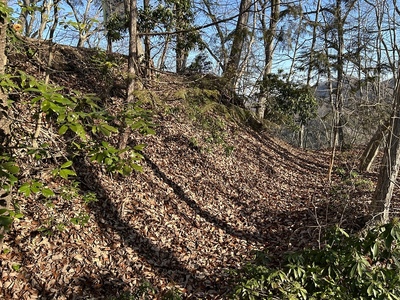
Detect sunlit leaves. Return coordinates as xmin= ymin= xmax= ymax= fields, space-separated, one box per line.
xmin=1 ymin=70 xmax=154 ymax=238
xmin=18 ymin=180 xmax=55 ymax=197
xmin=89 ymin=141 xmax=144 ymax=175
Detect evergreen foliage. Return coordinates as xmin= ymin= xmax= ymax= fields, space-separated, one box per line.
xmin=259 ymin=72 xmax=317 ymax=128
xmin=0 ymin=67 xmax=154 ymax=238
xmin=232 ymin=220 xmax=400 ymax=299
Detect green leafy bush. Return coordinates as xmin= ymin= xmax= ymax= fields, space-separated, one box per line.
xmin=259 ymin=72 xmax=317 ymax=127
xmin=0 ymin=69 xmax=154 ymax=236
xmin=232 ymin=220 xmax=400 ymax=300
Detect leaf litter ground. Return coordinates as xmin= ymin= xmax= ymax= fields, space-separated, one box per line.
xmin=0 ymin=41 xmax=385 ymax=299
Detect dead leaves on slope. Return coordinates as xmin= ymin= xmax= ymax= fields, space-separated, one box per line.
xmin=1 ymin=90 xmax=372 ymax=299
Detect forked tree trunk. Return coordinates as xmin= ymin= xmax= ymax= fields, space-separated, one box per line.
xmin=372 ymin=71 xmax=400 ymax=223
xmin=359 ymin=119 xmax=390 ymax=172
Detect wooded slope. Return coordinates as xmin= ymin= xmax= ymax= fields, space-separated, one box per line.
xmin=1 ymin=39 xmax=376 ymax=299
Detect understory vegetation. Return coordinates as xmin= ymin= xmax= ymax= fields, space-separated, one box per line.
xmin=0 ymin=67 xmax=154 ymax=239
xmin=232 ymin=220 xmax=400 ymax=300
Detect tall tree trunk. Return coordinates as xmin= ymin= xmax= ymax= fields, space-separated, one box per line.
xmin=66 ymin=0 xmax=94 ymax=47
xmin=224 ymin=0 xmax=252 ymax=96
xmin=302 ymin=0 xmax=321 ymax=148
xmin=257 ymin=0 xmax=280 ymax=120
xmin=38 ymin=0 xmax=52 ymax=39
xmin=176 ymin=32 xmax=187 ymax=73
xmin=32 ymin=0 xmax=59 ymax=148
xmin=372 ymin=70 xmax=400 ymax=223
xmin=0 ymin=0 xmax=11 ymax=249
xmin=127 ymin=0 xmax=138 ymax=101
xmin=119 ymin=0 xmax=138 ymax=149
xmin=174 ymin=1 xmax=191 ymax=74
xmin=157 ymin=34 xmax=170 ymax=70
xmin=335 ymin=0 xmax=345 ymax=149
xmin=203 ymin=0 xmax=228 ymax=72
xmin=143 ymin=0 xmax=151 ymax=78
xmin=235 ymin=1 xmax=257 ymax=90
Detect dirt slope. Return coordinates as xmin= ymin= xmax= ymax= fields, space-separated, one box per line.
xmin=1 ymin=39 xmax=373 ymax=299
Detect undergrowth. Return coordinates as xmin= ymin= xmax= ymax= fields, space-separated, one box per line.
xmin=0 ymin=68 xmax=154 ymax=239
xmin=231 ymin=219 xmax=400 ymax=299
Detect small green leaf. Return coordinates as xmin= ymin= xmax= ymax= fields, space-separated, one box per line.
xmin=75 ymin=124 xmax=87 ymax=141
xmin=367 ymin=283 xmax=374 ymax=296
xmin=59 ymin=169 xmax=77 ymax=179
xmin=0 ymin=215 xmax=13 ymax=227
xmin=42 ymin=188 xmax=55 ymax=197
xmin=31 ymin=181 xmax=43 ymax=193
xmin=55 ymin=96 xmax=73 ymax=106
xmin=59 ymin=124 xmax=69 ymax=135
xmin=14 ymin=212 xmax=24 ymax=219
xmin=2 ymin=162 xmax=19 ymax=174
xmin=371 ymin=243 xmax=379 ymax=258
xmin=12 ymin=264 xmax=21 ymax=271
xmin=132 ymin=164 xmax=143 ymax=172
xmin=100 ymin=124 xmax=118 ymax=135
xmin=18 ymin=183 xmax=31 ymax=197
xmin=145 ymin=128 xmax=156 ymax=135
xmin=60 ymin=161 xmax=73 ymax=169
xmin=122 ymin=165 xmax=132 ymax=175
xmin=104 ymin=158 xmax=113 ymax=165
xmin=133 ymin=144 xmax=147 ymax=151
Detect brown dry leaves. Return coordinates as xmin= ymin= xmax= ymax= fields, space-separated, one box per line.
xmin=1 ymin=105 xmax=336 ymax=299
xmin=1 ymin=43 xmax=375 ymax=299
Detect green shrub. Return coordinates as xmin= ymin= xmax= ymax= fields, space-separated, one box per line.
xmin=0 ymin=70 xmax=154 ymax=236
xmin=232 ymin=219 xmax=400 ymax=299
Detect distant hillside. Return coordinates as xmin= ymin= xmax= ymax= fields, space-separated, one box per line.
xmin=292 ymin=77 xmax=394 ymax=149
xmin=1 ymin=38 xmax=376 ymax=299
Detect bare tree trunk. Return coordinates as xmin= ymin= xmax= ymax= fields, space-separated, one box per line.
xmin=174 ymin=1 xmax=192 ymax=74
xmin=372 ymin=71 xmax=400 ymax=223
xmin=303 ymin=0 xmax=321 ymax=149
xmin=157 ymin=34 xmax=170 ymax=70
xmin=176 ymin=31 xmax=187 ymax=74
xmin=325 ymin=45 xmax=335 ymax=182
xmin=19 ymin=0 xmax=37 ymax=36
xmin=299 ymin=125 xmax=305 ymax=148
xmin=235 ymin=1 xmax=257 ymax=91
xmin=0 ymin=0 xmax=11 ymax=249
xmin=119 ymin=0 xmax=138 ymax=149
xmin=257 ymin=0 xmax=280 ymax=120
xmin=38 ymin=0 xmax=52 ymax=39
xmin=66 ymin=0 xmax=96 ymax=47
xmin=107 ymin=36 xmax=112 ymax=53
xmin=335 ymin=0 xmax=345 ymax=149
xmin=202 ymin=0 xmax=228 ymax=71
xmin=359 ymin=119 xmax=390 ymax=172
xmin=32 ymin=0 xmax=59 ymax=148
xmin=224 ymin=0 xmax=252 ymax=94
xmin=143 ymin=0 xmax=151 ymax=78
xmin=127 ymin=0 xmax=138 ymax=100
